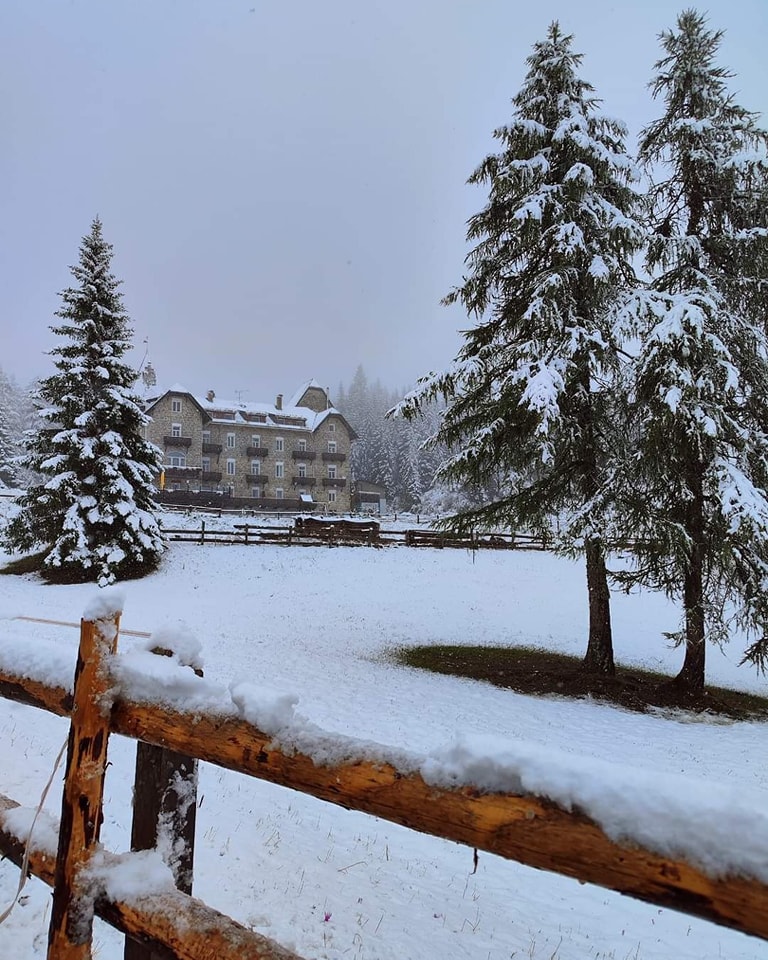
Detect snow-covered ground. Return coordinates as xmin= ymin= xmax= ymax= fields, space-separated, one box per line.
xmin=0 ymin=526 xmax=766 ymax=960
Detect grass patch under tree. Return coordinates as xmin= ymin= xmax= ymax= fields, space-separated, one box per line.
xmin=393 ymin=645 xmax=768 ymax=721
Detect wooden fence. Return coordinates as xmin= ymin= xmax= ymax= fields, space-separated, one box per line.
xmin=0 ymin=609 xmax=766 ymax=960
xmin=161 ymin=521 xmax=545 ymax=550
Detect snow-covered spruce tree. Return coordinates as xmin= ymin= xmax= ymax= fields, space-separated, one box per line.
xmin=393 ymin=23 xmax=644 ymax=673
xmin=618 ymin=10 xmax=768 ymax=688
xmin=2 ymin=218 xmax=165 ymax=585
xmin=0 ymin=368 xmax=21 ymax=487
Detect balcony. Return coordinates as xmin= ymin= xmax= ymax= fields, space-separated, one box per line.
xmin=164 ymin=466 xmax=200 ymax=480
xmin=248 ymin=473 xmax=269 ymax=484
xmin=322 ymin=451 xmax=346 ymax=462
xmin=164 ymin=435 xmax=193 ymax=448
xmin=322 ymin=477 xmax=347 ymax=488
xmin=201 ymin=470 xmax=222 ymax=483
xmin=247 ymin=446 xmax=269 ymax=458
xmin=292 ymin=476 xmax=317 ymax=486
xmin=292 ymin=450 xmax=316 ymax=460
xmin=202 ymin=442 xmax=222 ymax=455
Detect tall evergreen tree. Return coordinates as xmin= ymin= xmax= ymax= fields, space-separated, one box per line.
xmin=2 ymin=219 xmax=165 ymax=585
xmin=0 ymin=368 xmax=21 ymax=487
xmin=394 ymin=23 xmax=644 ymax=673
xmin=619 ymin=10 xmax=768 ymax=688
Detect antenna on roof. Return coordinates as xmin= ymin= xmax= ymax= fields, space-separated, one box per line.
xmin=137 ymin=337 xmax=150 ymax=374
xmin=234 ymin=389 xmax=247 ymax=403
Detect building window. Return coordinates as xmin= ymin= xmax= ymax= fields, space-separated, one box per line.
xmin=226 ymin=433 xmax=236 ymax=449
xmin=202 ymin=457 xmax=210 ymax=471
xmin=275 ymin=437 xmax=284 ymax=452
xmin=275 ymin=461 xmax=284 ymax=479
xmin=172 ymin=482 xmax=182 ymax=491
xmin=171 ymin=423 xmax=182 ymax=437
xmin=251 ymin=486 xmax=260 ymax=498
xmin=275 ymin=488 xmax=284 ymax=499
xmin=327 ymin=440 xmax=337 ymax=453
xmin=328 ymin=489 xmax=337 ymax=503
xmin=252 ymin=434 xmax=261 ymax=447
xmin=169 ymin=455 xmax=186 ymax=467
xmin=328 ymin=423 xmax=336 ymax=433
xmin=327 ymin=464 xmax=337 ymax=479
xmin=171 ymin=398 xmax=182 ymax=413
xmin=226 ymin=459 xmax=236 ymax=476
xmin=251 ymin=460 xmax=261 ymax=475
xmin=202 ymin=430 xmax=210 ymax=443
xmin=297 ymin=463 xmax=306 ymax=478
xmin=298 ymin=439 xmax=307 ymax=452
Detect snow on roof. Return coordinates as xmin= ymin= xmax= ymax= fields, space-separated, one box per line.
xmin=288 ymin=379 xmax=327 ymax=408
xmin=144 ymin=382 xmax=350 ymax=433
xmin=192 ymin=391 xmax=345 ymax=432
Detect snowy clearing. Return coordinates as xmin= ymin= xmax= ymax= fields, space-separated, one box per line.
xmin=0 ymin=528 xmax=766 ymax=960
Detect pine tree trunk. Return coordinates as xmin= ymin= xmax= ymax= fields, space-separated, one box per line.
xmin=674 ymin=470 xmax=706 ymax=693
xmin=581 ymin=539 xmax=615 ymax=675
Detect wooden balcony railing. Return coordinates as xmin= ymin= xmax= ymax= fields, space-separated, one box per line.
xmin=247 ymin=446 xmax=269 ymax=458
xmin=165 ymin=466 xmax=200 ymax=480
xmin=293 ymin=476 xmax=317 ymax=486
xmin=201 ymin=470 xmax=222 ymax=482
xmin=292 ymin=450 xmax=316 ymax=460
xmin=322 ymin=451 xmax=346 ymax=462
xmin=164 ymin=435 xmax=193 ymax=448
xmin=322 ymin=477 xmax=347 ymax=488
xmin=202 ymin=441 xmax=223 ymax=455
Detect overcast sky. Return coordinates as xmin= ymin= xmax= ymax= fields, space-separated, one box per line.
xmin=2 ymin=0 xmax=766 ymax=405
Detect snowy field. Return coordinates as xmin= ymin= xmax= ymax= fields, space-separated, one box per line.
xmin=0 ymin=527 xmax=767 ymax=960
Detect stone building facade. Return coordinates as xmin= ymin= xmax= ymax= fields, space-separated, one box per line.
xmin=144 ymin=380 xmax=357 ymax=512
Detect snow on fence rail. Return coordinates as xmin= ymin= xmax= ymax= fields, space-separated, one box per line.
xmin=0 ymin=603 xmax=767 ymax=960
xmin=161 ymin=521 xmax=545 ymax=550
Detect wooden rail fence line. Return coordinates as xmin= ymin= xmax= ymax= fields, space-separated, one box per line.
xmin=161 ymin=521 xmax=546 ymax=550
xmin=0 ymin=611 xmax=766 ymax=959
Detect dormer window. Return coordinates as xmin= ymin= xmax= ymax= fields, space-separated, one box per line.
xmin=171 ymin=398 xmax=182 ymax=413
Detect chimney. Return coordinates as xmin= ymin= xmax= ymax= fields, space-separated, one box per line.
xmin=276 ymin=393 xmax=283 ymax=411
xmin=206 ymin=389 xmax=215 ymax=402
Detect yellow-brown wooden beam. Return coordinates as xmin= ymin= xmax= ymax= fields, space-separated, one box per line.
xmin=0 ymin=794 xmax=302 ymax=960
xmin=0 ymin=662 xmax=766 ymax=941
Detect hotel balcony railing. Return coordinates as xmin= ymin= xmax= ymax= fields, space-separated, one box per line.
xmin=292 ymin=476 xmax=317 ymax=486
xmin=201 ymin=470 xmax=222 ymax=482
xmin=248 ymin=473 xmax=270 ymax=484
xmin=202 ymin=441 xmax=223 ymax=455
xmin=246 ymin=446 xmax=269 ymax=458
xmin=292 ymin=450 xmax=316 ymax=460
xmin=321 ymin=477 xmax=347 ymax=488
xmin=164 ymin=435 xmax=193 ymax=448
xmin=164 ymin=466 xmax=200 ymax=480
xmin=322 ymin=451 xmax=346 ymax=462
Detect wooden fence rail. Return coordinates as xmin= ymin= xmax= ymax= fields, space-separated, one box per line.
xmin=160 ymin=523 xmax=547 ymax=550
xmin=0 ymin=610 xmax=766 ymax=959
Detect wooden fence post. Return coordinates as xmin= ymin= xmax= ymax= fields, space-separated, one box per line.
xmin=47 ymin=606 xmax=121 ymax=960
xmin=124 ymin=650 xmax=200 ymax=960
xmin=200 ymin=520 xmax=205 ymax=545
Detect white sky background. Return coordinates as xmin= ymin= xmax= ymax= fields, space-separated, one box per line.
xmin=2 ymin=0 xmax=766 ymax=404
